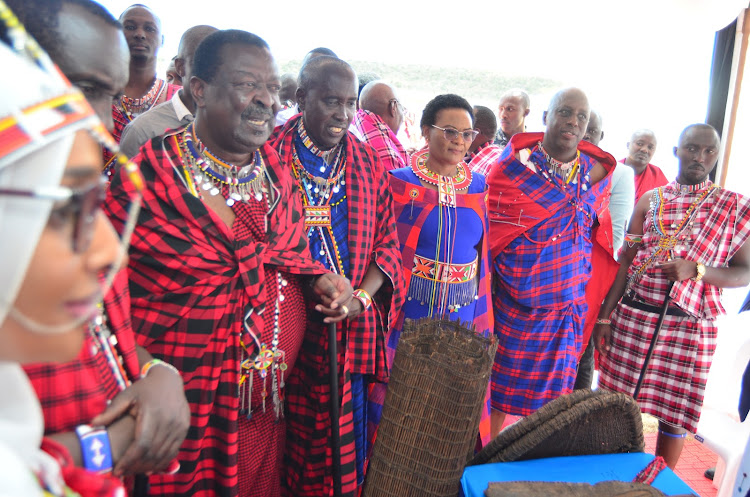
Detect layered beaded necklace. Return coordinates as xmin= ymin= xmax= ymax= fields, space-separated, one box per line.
xmin=291 ymin=120 xmax=349 ymax=275
xmin=118 ymin=78 xmax=166 ymax=122
xmin=537 ymin=141 xmax=580 ymax=184
xmin=180 ymin=123 xmax=266 ymax=206
xmin=410 ymin=149 xmax=471 ymax=207
xmin=628 ymin=181 xmax=717 ymax=287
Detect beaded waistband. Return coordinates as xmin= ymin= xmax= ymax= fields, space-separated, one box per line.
xmin=412 ymin=254 xmax=478 ymax=283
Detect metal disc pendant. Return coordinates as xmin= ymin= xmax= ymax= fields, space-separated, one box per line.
xmin=319 ymin=165 xmax=326 ymax=173
xmin=255 ymin=192 xmax=263 ymax=201
xmin=319 ymin=249 xmax=325 ymax=256
xmin=306 ymin=184 xmax=312 ymax=190
xmin=210 ymin=187 xmax=219 ymax=196
xmin=314 ymin=187 xmax=319 ymax=194
xmin=243 ymin=193 xmax=251 ymax=201
xmin=333 ymin=186 xmax=340 ymax=193
xmin=231 ymin=192 xmax=242 ymax=201
xmin=202 ymin=182 xmax=211 ymax=191
xmin=226 ymin=198 xmax=235 ymax=206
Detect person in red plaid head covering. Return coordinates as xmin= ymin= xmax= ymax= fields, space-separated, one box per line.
xmin=105 ymin=30 xmax=354 ymax=497
xmin=596 ymin=123 xmax=750 ymax=470
xmin=271 ymin=56 xmax=404 ymax=495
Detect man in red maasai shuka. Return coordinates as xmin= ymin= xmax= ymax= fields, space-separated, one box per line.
xmin=105 ymin=30 xmax=354 ymax=497
xmin=271 ymin=56 xmax=404 ymax=495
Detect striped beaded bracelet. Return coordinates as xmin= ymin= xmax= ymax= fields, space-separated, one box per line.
xmin=141 ymin=358 xmax=180 ymax=379
xmin=352 ymin=288 xmax=373 ymax=311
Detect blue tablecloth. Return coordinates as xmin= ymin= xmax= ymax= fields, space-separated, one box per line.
xmin=460 ymin=452 xmax=697 ymax=496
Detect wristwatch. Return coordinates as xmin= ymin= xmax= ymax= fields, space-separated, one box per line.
xmin=692 ymin=262 xmax=706 ymax=282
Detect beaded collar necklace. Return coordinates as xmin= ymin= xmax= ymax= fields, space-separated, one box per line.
xmin=537 ymin=141 xmax=580 ymax=183
xmin=410 ymin=150 xmax=471 ymax=207
xmin=672 ymin=179 xmax=712 ymax=194
xmin=297 ymin=118 xmax=344 ymax=172
xmin=180 ymin=123 xmax=266 ymax=206
xmin=119 ymin=78 xmax=166 ymax=122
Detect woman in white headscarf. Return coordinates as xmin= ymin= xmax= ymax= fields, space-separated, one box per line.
xmin=0 ymin=7 xmax=141 ymax=496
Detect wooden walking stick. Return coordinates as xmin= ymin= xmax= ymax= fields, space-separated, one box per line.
xmin=328 ymin=321 xmax=342 ymax=497
xmin=633 ymin=281 xmax=675 ymax=399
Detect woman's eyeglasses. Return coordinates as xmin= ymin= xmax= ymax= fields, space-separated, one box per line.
xmin=0 ymin=176 xmax=108 ymax=253
xmin=431 ymin=125 xmax=479 ymax=143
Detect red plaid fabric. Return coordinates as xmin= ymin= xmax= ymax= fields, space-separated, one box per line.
xmin=487 ymin=133 xmax=617 ymax=415
xmin=272 ymin=116 xmax=404 ymax=496
xmin=628 ymin=182 xmax=750 ymax=318
xmin=468 ymin=141 xmax=503 ymax=176
xmin=352 ymin=109 xmax=408 ymax=171
xmin=271 ymin=114 xmax=405 ymax=378
xmin=23 ymin=269 xmax=141 ymax=434
xmin=104 ymin=129 xmax=326 ymax=497
xmin=600 ymin=181 xmax=750 ymax=432
xmin=598 ymin=301 xmax=717 ymax=432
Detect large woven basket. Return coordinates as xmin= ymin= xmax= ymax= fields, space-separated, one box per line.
xmin=363 ymin=318 xmax=497 ymax=497
xmin=468 ymin=389 xmax=644 ymax=467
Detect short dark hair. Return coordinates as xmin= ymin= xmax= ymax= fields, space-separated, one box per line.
xmin=4 ymin=0 xmax=120 ymax=64
xmin=308 ymin=47 xmax=337 ymax=58
xmin=420 ymin=94 xmax=474 ymax=128
xmin=192 ymin=29 xmax=269 ymax=84
xmin=678 ymin=123 xmax=719 ymax=146
xmin=298 ymin=56 xmax=355 ymax=93
xmin=473 ymin=105 xmax=498 ymax=138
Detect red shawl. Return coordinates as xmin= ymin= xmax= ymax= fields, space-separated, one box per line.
xmin=270 ymin=115 xmax=405 ymax=496
xmin=105 ymin=131 xmax=326 ymax=496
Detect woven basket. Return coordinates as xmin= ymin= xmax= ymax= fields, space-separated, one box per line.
xmin=468 ymin=389 xmax=644 ymax=467
xmin=484 ymin=481 xmax=673 ymax=497
xmin=362 ymin=318 xmax=497 ymax=497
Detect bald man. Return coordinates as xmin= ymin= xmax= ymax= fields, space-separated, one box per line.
xmin=105 ymin=4 xmax=180 ymax=167
xmin=487 ymin=88 xmax=617 ymax=435
xmin=575 ymin=110 xmax=635 ymax=390
xmin=467 ymin=105 xmax=503 ymax=176
xmin=621 ymin=129 xmax=667 ymax=202
xmin=270 ymin=56 xmax=404 ymax=495
xmin=275 ymin=46 xmax=338 ymax=127
xmin=352 ymin=80 xmax=408 ymax=171
xmin=494 ymin=88 xmax=531 ymax=147
xmin=119 ymin=24 xmax=217 ymax=158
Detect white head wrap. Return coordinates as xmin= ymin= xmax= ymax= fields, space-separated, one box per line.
xmin=0 ymin=39 xmax=104 ymax=327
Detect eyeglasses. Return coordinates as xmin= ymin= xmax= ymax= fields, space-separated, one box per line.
xmin=430 ymin=125 xmax=479 ymax=143
xmin=0 ymin=175 xmax=108 ymax=253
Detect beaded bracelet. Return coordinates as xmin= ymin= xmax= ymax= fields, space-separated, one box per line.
xmin=595 ymin=318 xmax=612 ymax=325
xmin=141 ymin=358 xmax=180 ymax=379
xmin=352 ymin=288 xmax=373 ymax=311
xmin=75 ymin=425 xmax=113 ymax=473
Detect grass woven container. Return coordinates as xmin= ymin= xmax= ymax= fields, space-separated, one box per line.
xmin=467 ymin=389 xmax=645 ymax=467
xmin=363 ymin=318 xmax=497 ymax=497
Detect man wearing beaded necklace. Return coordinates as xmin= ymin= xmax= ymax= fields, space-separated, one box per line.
xmin=119 ymin=24 xmax=217 ymax=158
xmin=103 ymin=4 xmax=179 ymax=169
xmin=595 ymin=123 xmax=750 ymax=469
xmin=105 ymin=30 xmax=356 ymax=497
xmin=487 ymin=88 xmax=617 ymax=436
xmin=271 ymin=56 xmax=405 ymax=494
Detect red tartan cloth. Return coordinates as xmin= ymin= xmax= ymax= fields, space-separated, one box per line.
xmin=600 ymin=181 xmax=750 ymax=432
xmin=23 ymin=269 xmax=141 ymax=434
xmin=352 ymin=109 xmax=408 ymax=171
xmin=468 ymin=141 xmax=503 ymax=177
xmin=271 ymin=114 xmax=405 ymax=379
xmin=104 ymin=130 xmax=327 ymax=497
xmin=271 ymin=116 xmax=405 ymax=496
xmin=619 ymin=159 xmax=669 ymax=203
xmin=580 ymin=174 xmax=620 ymax=358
